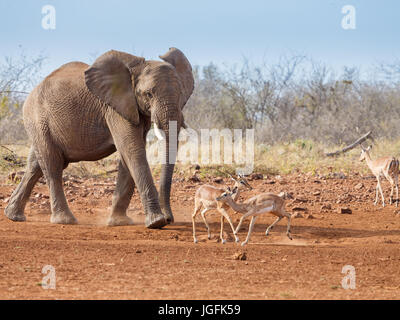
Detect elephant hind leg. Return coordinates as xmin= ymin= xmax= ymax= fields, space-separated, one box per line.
xmin=5 ymin=146 xmax=43 ymax=222
xmin=108 ymin=159 xmax=135 ymax=226
xmin=33 ymin=136 xmax=77 ymax=225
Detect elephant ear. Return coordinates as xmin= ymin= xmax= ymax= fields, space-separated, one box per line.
xmin=159 ymin=47 xmax=194 ymax=109
xmin=84 ymin=51 xmax=144 ymax=125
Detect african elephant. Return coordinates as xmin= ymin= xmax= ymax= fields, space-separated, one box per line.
xmin=4 ymin=47 xmax=194 ymax=229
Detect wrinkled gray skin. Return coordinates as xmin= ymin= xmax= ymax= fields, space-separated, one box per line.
xmin=4 ymin=48 xmax=194 ymax=228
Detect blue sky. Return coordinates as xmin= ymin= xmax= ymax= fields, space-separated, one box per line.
xmin=0 ymin=0 xmax=399 ymax=75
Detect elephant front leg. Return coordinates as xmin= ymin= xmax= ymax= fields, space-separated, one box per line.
xmin=121 ymin=153 xmax=166 ymax=228
xmin=133 ymin=162 xmax=167 ymax=229
xmin=108 ymin=159 xmax=135 ymax=226
xmin=107 ymin=117 xmax=167 ymax=229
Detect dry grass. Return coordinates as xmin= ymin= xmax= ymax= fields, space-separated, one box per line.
xmin=1 ymin=138 xmax=399 ymax=184
xmin=254 ymin=138 xmax=400 ymax=176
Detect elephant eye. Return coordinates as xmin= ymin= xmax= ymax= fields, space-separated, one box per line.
xmin=146 ymin=91 xmax=153 ymax=99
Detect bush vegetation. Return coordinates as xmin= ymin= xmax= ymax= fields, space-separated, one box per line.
xmin=1 ymin=51 xmax=400 ymax=179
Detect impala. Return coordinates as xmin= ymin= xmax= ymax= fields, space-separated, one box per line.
xmin=192 ymin=174 xmax=252 ymax=244
xmin=359 ymin=145 xmax=399 ymax=207
xmin=216 ymin=187 xmax=292 ymax=246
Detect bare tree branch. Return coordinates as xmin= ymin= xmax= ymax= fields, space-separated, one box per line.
xmin=325 ymin=131 xmax=372 ymax=157
xmin=0 ymin=90 xmax=29 ymax=95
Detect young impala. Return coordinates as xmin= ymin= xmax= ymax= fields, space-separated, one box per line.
xmin=192 ymin=174 xmax=252 ymax=244
xmin=359 ymin=145 xmax=399 ymax=207
xmin=216 ymin=187 xmax=292 ymax=246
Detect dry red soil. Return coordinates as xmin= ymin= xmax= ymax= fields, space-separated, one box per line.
xmin=0 ymin=172 xmax=400 ymax=299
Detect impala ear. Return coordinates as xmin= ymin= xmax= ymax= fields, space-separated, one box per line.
xmin=85 ymin=51 xmax=144 ymax=125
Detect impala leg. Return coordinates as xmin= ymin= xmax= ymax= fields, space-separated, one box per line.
xmin=219 ymin=208 xmax=239 ymax=243
xmin=386 ymin=174 xmax=394 ymax=205
xmin=192 ymin=203 xmax=201 ymax=243
xmin=390 ymin=183 xmax=394 ymax=205
xmin=377 ymin=177 xmax=385 ymax=207
xmin=286 ymin=213 xmax=292 ymax=240
xmin=234 ymin=209 xmax=259 ymax=245
xmin=265 ymin=216 xmax=282 ymax=236
xmin=396 ymin=175 xmax=399 ymax=207
xmin=200 ymin=208 xmax=211 ymax=239
xmin=234 ymin=210 xmax=256 ymax=235
xmin=241 ymin=216 xmax=258 ymax=246
xmin=235 ymin=216 xmax=245 ymax=236
xmin=389 ymin=173 xmax=399 ymax=207
xmin=374 ymin=182 xmax=379 ymax=206
xmin=219 ymin=215 xmax=225 ymax=244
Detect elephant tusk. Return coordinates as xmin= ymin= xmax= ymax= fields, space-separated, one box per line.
xmin=154 ymin=123 xmax=165 ymax=140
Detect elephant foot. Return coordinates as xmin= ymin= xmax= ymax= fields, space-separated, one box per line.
xmin=145 ymin=212 xmax=167 ymax=229
xmin=50 ymin=211 xmax=78 ymax=225
xmin=4 ymin=205 xmax=26 ymax=222
xmin=161 ymin=208 xmax=174 ymax=224
xmin=107 ymin=214 xmax=134 ymax=226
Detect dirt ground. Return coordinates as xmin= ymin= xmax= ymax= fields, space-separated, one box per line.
xmin=0 ymin=172 xmax=400 ymax=300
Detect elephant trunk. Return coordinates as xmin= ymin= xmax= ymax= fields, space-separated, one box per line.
xmin=159 ymin=162 xmax=175 ymax=223
xmin=156 ymin=111 xmax=180 ymax=224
